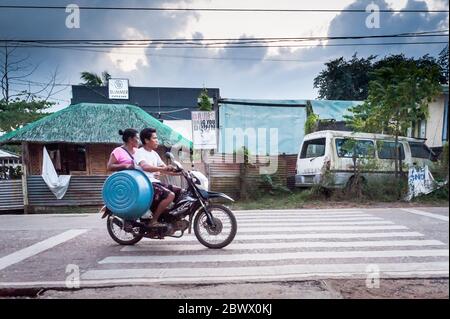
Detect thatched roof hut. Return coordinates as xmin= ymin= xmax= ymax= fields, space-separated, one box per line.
xmin=0 ymin=102 xmax=192 ymax=148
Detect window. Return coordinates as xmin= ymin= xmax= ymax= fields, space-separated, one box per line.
xmin=378 ymin=141 xmax=405 ymax=160
xmin=335 ymin=139 xmax=375 ymax=158
xmin=419 ymin=120 xmax=427 ymax=139
xmin=45 ymin=143 xmax=87 ymax=174
xmin=409 ymin=142 xmax=433 ymax=159
xmin=300 ymin=138 xmax=326 ymax=159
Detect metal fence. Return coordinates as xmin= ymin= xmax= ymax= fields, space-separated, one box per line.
xmin=27 ymin=175 xmax=107 ymax=206
xmin=0 ymin=179 xmax=24 ymax=211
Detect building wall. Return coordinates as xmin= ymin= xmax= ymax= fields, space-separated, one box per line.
xmin=87 ymin=144 xmax=115 ymax=175
xmin=426 ymin=95 xmax=446 ymax=148
xmin=28 ymin=143 xmax=116 ymax=175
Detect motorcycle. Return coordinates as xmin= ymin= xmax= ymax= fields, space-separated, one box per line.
xmin=100 ymin=152 xmax=237 ymax=249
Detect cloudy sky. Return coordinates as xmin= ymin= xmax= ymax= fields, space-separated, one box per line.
xmin=0 ymin=0 xmax=448 ymax=112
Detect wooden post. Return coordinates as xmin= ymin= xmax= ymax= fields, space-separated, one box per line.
xmin=21 ymin=142 xmax=30 ymax=214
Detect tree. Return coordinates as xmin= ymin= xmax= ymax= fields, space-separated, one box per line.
xmin=80 ymin=70 xmax=111 ymax=86
xmin=345 ymin=58 xmax=441 ymax=185
xmin=314 ymin=53 xmax=443 ymax=101
xmin=198 ymin=88 xmax=212 ymax=111
xmin=0 ymin=44 xmax=57 ymax=132
xmin=0 ymin=99 xmax=53 ymax=132
xmin=313 ymin=54 xmax=377 ymax=100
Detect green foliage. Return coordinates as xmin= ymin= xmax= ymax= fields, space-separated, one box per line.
xmin=0 ymin=165 xmax=22 ymax=180
xmin=432 ymin=142 xmax=449 ymax=182
xmin=313 ymin=54 xmax=376 ymax=100
xmin=304 ymin=100 xmax=319 ymax=134
xmin=346 ymin=60 xmax=441 ymax=135
xmin=0 ymin=144 xmax=21 ymax=155
xmin=260 ymin=174 xmax=293 ymax=195
xmin=198 ymin=88 xmax=212 ymax=111
xmin=314 ymin=53 xmax=443 ymax=101
xmin=344 ymin=57 xmax=441 ymax=182
xmin=80 ymin=70 xmax=110 ymax=86
xmin=0 ymin=98 xmax=53 ymax=132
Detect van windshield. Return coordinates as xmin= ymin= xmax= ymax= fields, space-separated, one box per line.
xmin=300 ymin=138 xmax=326 ymax=159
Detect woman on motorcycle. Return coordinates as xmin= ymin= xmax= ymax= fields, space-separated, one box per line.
xmin=134 ymin=127 xmax=182 ymax=228
xmin=107 ymin=129 xmax=139 ymax=171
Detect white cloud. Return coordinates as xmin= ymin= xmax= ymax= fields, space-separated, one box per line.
xmin=108 ymin=28 xmax=149 ymax=72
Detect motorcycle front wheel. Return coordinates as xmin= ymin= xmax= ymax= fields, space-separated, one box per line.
xmin=106 ymin=215 xmax=143 ymax=245
xmin=193 ymin=204 xmax=237 ymax=249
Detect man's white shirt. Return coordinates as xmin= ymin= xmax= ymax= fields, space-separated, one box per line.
xmin=134 ymin=148 xmax=164 ymax=183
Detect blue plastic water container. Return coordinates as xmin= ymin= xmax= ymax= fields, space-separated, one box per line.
xmin=102 ymin=170 xmax=153 ymax=220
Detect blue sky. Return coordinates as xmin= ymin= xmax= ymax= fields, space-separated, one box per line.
xmin=0 ymin=0 xmax=448 ymax=112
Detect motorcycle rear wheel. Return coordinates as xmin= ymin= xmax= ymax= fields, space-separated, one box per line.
xmin=106 ymin=215 xmax=144 ymax=245
xmin=193 ymin=204 xmax=237 ymax=249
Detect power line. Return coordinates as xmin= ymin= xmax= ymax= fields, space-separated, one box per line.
xmin=0 ymin=5 xmax=448 ymax=13
xmin=3 ymin=30 xmax=448 ymax=43
xmin=10 ymin=41 xmax=449 ymax=49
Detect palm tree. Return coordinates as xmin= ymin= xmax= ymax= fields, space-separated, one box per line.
xmin=80 ymin=71 xmax=111 ymax=87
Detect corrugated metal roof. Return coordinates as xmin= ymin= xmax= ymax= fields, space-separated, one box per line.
xmin=0 ymin=149 xmax=20 ymax=159
xmin=0 ymin=103 xmax=192 ymax=148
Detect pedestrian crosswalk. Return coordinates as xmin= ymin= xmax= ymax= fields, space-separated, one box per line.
xmin=81 ymin=210 xmax=449 ymax=285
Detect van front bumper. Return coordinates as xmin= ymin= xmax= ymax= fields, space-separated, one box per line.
xmin=295 ymin=174 xmax=322 ymax=187
xmin=295 ymin=172 xmax=347 ymax=188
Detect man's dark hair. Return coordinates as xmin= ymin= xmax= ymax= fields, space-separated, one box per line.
xmin=140 ymin=127 xmax=157 ymax=144
xmin=118 ymin=128 xmax=138 ymax=143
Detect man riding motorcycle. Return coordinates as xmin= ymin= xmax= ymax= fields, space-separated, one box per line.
xmin=134 ymin=127 xmax=183 ymax=228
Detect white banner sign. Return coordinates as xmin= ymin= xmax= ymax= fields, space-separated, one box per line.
xmin=405 ymin=165 xmax=443 ymax=201
xmin=192 ymin=111 xmax=217 ymax=149
xmin=108 ymin=79 xmax=129 ymax=100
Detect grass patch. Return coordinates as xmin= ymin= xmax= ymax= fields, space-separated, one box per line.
xmin=229 ymin=182 xmax=449 ymax=210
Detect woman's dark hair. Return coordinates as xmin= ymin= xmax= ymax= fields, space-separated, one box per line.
xmin=140 ymin=127 xmax=157 ymax=144
xmin=118 ymin=128 xmax=138 ymax=143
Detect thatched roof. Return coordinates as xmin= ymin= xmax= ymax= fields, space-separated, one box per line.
xmin=0 ymin=103 xmax=192 ymax=148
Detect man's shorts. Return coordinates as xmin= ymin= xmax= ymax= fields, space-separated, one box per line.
xmin=150 ymin=182 xmax=182 ymax=211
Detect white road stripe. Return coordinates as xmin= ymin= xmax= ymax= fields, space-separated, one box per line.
xmin=2 ymin=267 xmax=448 ymax=287
xmin=236 ymin=217 xmax=384 ymax=222
xmin=401 ymin=208 xmax=449 ymax=222
xmin=235 ymin=209 xmax=366 ymax=214
xmin=236 ymin=221 xmax=394 ymax=226
xmin=99 ymin=249 xmax=449 ymax=264
xmin=233 ymin=225 xmax=408 ymax=232
xmin=82 ymin=262 xmax=449 ymax=281
xmin=121 ymin=240 xmax=445 ymax=252
xmin=137 ymin=231 xmax=426 ymax=243
xmin=236 ymin=213 xmax=372 ymax=218
xmin=0 ymin=229 xmax=88 ymax=271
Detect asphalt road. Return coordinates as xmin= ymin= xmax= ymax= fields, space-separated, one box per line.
xmin=0 ymin=206 xmax=448 ymax=299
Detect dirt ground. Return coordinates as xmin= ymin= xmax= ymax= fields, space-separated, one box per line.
xmin=324 ymin=278 xmax=449 ymax=299
xmin=1 ymin=278 xmax=447 ymax=299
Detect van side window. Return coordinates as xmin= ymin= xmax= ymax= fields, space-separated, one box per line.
xmin=335 ymin=139 xmax=375 ymax=158
xmin=408 ymin=142 xmax=432 ymax=159
xmin=300 ymin=138 xmax=326 ymax=159
xmin=378 ymin=141 xmax=405 ymax=160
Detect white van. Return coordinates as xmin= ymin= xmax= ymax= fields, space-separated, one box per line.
xmin=295 ymin=130 xmax=436 ymax=188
